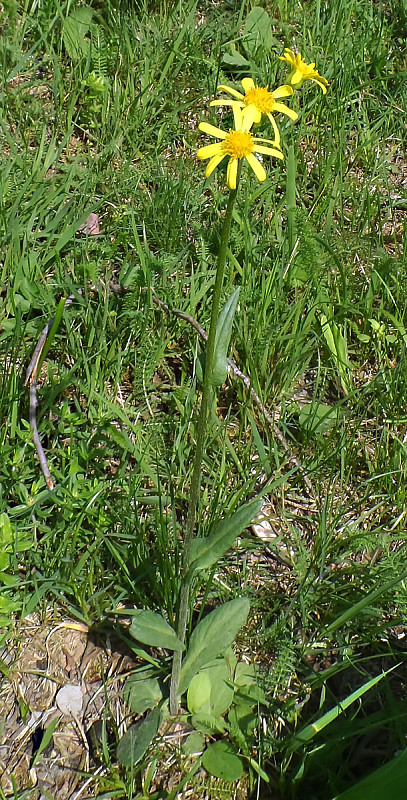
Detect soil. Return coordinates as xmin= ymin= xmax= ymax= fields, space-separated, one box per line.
xmin=0 ymin=612 xmax=136 ymax=798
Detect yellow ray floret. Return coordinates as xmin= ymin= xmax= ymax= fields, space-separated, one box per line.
xmin=197 ymin=105 xmax=284 ymax=190
xmin=210 ymin=77 xmax=297 ymax=148
xmin=279 ymin=48 xmax=329 ymax=93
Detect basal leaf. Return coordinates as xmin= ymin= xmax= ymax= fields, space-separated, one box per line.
xmin=124 ymin=675 xmax=163 ymax=714
xmin=179 ymin=598 xmax=250 ymax=696
xmin=202 ymin=740 xmax=243 ymax=781
xmin=129 ymin=610 xmax=184 ymax=651
xmin=116 ymin=707 xmax=161 ymax=767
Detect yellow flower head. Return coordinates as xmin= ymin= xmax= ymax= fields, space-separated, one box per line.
xmin=279 ymin=48 xmax=328 ymax=93
xmin=197 ymin=104 xmax=284 ymax=190
xmin=210 ymin=77 xmax=298 ymax=148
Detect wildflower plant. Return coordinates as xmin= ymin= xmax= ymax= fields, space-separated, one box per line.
xmin=117 ymin=44 xmax=328 ymax=776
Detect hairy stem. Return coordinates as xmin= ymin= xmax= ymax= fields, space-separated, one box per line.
xmin=169 ymin=175 xmax=240 ymax=715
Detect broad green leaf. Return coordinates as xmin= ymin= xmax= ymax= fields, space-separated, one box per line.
xmin=191 ymin=713 xmax=227 ymax=735
xmin=188 ymin=660 xmax=234 ymax=717
xmin=179 ymin=598 xmax=250 ymax=696
xmin=124 ymin=676 xmax=163 ymax=714
xmin=222 ymin=47 xmax=250 ymax=67
xmin=202 ymin=741 xmax=243 ymax=781
xmin=228 ymin=703 xmax=257 ymax=739
xmin=116 ymin=707 xmax=161 ymax=767
xmin=182 ymin=731 xmax=205 ymax=756
xmin=205 ymin=660 xmax=235 ymax=716
xmin=288 ymin=671 xmax=389 ymax=754
xmin=331 ymin=747 xmax=407 ymax=800
xmin=298 ymin=402 xmax=343 ymax=434
xmin=243 ymin=7 xmax=275 ymax=54
xmin=129 ymin=610 xmax=184 ymax=651
xmin=318 ymin=308 xmax=352 ymax=394
xmin=211 ymin=289 xmax=240 ymax=386
xmin=190 ymin=498 xmax=262 ymax=571
xmin=187 ymin=671 xmax=212 ymax=715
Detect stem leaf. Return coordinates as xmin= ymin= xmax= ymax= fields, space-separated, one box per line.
xmin=190 ymin=498 xmax=262 ymax=571
xmin=211 ymin=288 xmax=240 ymax=386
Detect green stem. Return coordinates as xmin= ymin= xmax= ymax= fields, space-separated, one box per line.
xmin=169 ymin=171 xmax=240 ymax=715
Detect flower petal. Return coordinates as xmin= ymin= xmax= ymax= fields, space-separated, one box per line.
xmin=290 ymin=69 xmax=303 ymax=85
xmin=246 ymin=153 xmax=266 ymax=183
xmin=217 ymin=84 xmax=244 ymax=100
xmin=265 ymin=115 xmax=281 ymax=148
xmin=273 ymin=102 xmax=298 ymax=120
xmin=210 ymin=99 xmax=241 ymax=108
xmin=310 ymin=77 xmax=328 ymax=93
xmin=232 ymin=104 xmax=244 ymax=130
xmin=254 ymin=144 xmax=284 ymax=159
xmin=279 ymin=49 xmax=295 ymax=65
xmin=197 ymin=142 xmax=224 ymax=160
xmin=241 ymin=77 xmax=255 ymax=92
xmin=242 ymin=104 xmax=261 ymax=130
xmin=273 ymin=84 xmax=293 ymax=99
xmin=199 ymin=121 xmax=227 ymax=139
xmin=226 ymin=157 xmax=238 ymax=189
xmin=205 ymin=153 xmax=225 ymax=178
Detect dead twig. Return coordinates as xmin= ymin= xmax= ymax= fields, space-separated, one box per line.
xmin=25 ymin=293 xmax=81 ymax=490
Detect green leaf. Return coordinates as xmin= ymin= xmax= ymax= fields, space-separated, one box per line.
xmin=202 ymin=741 xmax=243 ymax=781
xmin=222 ymin=47 xmax=250 ymax=67
xmin=228 ymin=703 xmax=257 ymax=739
xmin=190 ymin=498 xmax=262 ymax=572
xmin=124 ymin=676 xmax=163 ymax=714
xmin=129 ymin=610 xmax=184 ymax=651
xmin=318 ymin=307 xmax=352 ymax=395
xmin=298 ymin=402 xmax=343 ymax=434
xmin=187 ymin=671 xmax=212 ymax=715
xmin=187 ymin=659 xmax=234 ymax=716
xmin=179 ymin=598 xmax=250 ymax=696
xmin=62 ymin=6 xmax=93 ymax=60
xmin=243 ymin=7 xmax=275 ymax=55
xmin=191 ymin=713 xmax=227 ymax=735
xmin=331 ymin=747 xmax=407 ymax=800
xmin=116 ymin=707 xmax=161 ymax=767
xmin=211 ymin=289 xmax=240 ymax=386
xmin=182 ymin=731 xmax=205 ymax=756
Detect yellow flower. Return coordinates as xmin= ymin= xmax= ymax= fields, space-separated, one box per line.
xmin=210 ymin=77 xmax=298 ymax=148
xmin=197 ymin=104 xmax=284 ymax=190
xmin=279 ymin=48 xmax=328 ymax=93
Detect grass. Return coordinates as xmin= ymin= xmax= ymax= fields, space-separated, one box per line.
xmin=0 ymin=0 xmax=406 ymax=797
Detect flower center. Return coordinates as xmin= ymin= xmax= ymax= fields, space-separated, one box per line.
xmin=222 ymin=130 xmax=254 ymax=159
xmin=244 ymin=86 xmax=275 ymax=113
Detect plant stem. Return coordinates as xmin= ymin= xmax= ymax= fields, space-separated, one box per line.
xmin=169 ymin=173 xmax=240 ymax=715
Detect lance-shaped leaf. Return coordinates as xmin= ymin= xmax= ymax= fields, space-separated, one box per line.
xmin=129 ymin=609 xmax=184 ymax=651
xmin=190 ymin=498 xmax=262 ymax=572
xmin=211 ymin=288 xmax=240 ymax=386
xmin=116 ymin=706 xmax=161 ymax=767
xmin=179 ymin=597 xmax=250 ymax=696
